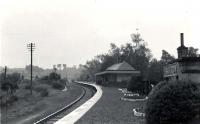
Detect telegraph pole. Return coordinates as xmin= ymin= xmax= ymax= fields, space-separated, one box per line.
xmin=27 ymin=43 xmax=35 ymax=95
xmin=4 ymin=66 xmax=7 ymax=81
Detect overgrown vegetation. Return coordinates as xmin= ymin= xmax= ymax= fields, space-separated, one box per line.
xmin=127 ymin=76 xmax=152 ymax=95
xmin=145 ymin=81 xmax=200 ymax=124
xmin=0 ymin=70 xmax=67 ymax=108
xmin=0 ymin=69 xmax=82 ymax=124
xmin=39 ymin=72 xmax=66 ymax=90
xmin=0 ymin=72 xmax=20 ymax=95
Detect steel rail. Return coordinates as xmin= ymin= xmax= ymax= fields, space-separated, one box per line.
xmin=34 ymin=87 xmax=87 ymax=124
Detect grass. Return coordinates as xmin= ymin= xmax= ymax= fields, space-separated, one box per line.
xmin=1 ymin=81 xmax=83 ymax=124
xmin=76 ymin=86 xmax=146 ymax=124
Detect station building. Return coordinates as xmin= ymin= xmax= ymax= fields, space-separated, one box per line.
xmin=95 ymin=61 xmax=140 ymax=86
xmin=163 ymin=33 xmax=200 ymax=83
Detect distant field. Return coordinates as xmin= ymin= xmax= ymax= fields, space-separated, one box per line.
xmin=76 ymin=86 xmax=146 ymax=124
xmin=1 ymin=82 xmax=82 ymax=124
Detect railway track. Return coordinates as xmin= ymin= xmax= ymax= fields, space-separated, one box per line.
xmin=34 ymin=82 xmax=96 ymax=124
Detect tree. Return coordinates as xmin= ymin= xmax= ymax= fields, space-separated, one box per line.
xmin=1 ymin=73 xmax=20 ymax=95
xmin=79 ymin=32 xmax=153 ymax=81
xmin=161 ymin=50 xmax=175 ymax=65
xmin=84 ymin=58 xmax=102 ymax=81
xmin=109 ymin=43 xmax=121 ymax=63
xmin=121 ymin=33 xmax=152 ymax=78
xmin=131 ymin=33 xmax=144 ymax=48
xmin=49 ymin=72 xmax=61 ymax=81
xmin=188 ymin=47 xmax=199 ymax=57
xmin=147 ymin=58 xmax=163 ymax=82
xmin=98 ymin=54 xmax=116 ymax=71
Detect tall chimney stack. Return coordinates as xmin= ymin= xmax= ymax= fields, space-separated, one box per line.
xmin=180 ymin=33 xmax=184 ymax=46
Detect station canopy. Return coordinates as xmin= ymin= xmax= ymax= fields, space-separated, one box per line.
xmin=95 ymin=61 xmax=140 ymax=76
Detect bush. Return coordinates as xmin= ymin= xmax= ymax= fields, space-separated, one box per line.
xmin=52 ymin=81 xmax=65 ymax=90
xmin=34 ymin=86 xmax=49 ymax=97
xmin=1 ymin=96 xmax=18 ymax=107
xmin=40 ymin=89 xmax=49 ymax=97
xmin=1 ymin=72 xmax=20 ymax=95
xmin=49 ymin=72 xmax=61 ymax=81
xmin=127 ymin=76 xmax=145 ymax=94
xmin=145 ymin=81 xmax=200 ymax=124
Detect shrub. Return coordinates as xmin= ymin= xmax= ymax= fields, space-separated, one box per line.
xmin=52 ymin=81 xmax=65 ymax=90
xmin=1 ymin=72 xmax=20 ymax=95
xmin=145 ymin=81 xmax=200 ymax=124
xmin=40 ymin=89 xmax=49 ymax=97
xmin=1 ymin=96 xmax=19 ymax=106
xmin=49 ymin=72 xmax=61 ymax=81
xmin=33 ymin=86 xmax=49 ymax=97
xmin=127 ymin=76 xmax=145 ymax=94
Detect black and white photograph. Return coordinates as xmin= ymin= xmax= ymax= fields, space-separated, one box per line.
xmin=1 ymin=0 xmax=200 ymax=124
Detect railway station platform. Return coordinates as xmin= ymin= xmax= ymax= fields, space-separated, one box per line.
xmin=56 ymin=82 xmax=145 ymax=124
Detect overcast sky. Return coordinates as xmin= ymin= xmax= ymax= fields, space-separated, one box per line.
xmin=0 ymin=0 xmax=200 ymax=69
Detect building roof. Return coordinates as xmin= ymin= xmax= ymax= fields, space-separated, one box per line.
xmin=95 ymin=70 xmax=140 ymax=76
xmin=106 ymin=61 xmax=136 ymax=71
xmin=167 ymin=57 xmax=200 ymax=64
xmin=95 ymin=61 xmax=140 ymax=76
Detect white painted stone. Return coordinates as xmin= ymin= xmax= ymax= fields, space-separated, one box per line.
xmin=55 ymin=82 xmax=102 ymax=124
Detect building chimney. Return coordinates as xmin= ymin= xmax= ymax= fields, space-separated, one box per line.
xmin=180 ymin=33 xmax=184 ymax=46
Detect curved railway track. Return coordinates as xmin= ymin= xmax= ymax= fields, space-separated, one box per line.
xmin=34 ymin=82 xmax=96 ymax=124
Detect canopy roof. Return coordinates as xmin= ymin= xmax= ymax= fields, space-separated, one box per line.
xmin=95 ymin=61 xmax=140 ymax=76
xmin=106 ymin=61 xmax=136 ymax=71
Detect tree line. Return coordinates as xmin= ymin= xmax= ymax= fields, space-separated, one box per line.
xmin=79 ymin=33 xmax=199 ymax=83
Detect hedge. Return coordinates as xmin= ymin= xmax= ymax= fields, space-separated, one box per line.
xmin=145 ymin=81 xmax=200 ymax=124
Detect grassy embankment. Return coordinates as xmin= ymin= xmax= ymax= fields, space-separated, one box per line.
xmin=1 ymin=80 xmax=82 ymax=124
xmin=77 ymin=86 xmax=146 ymax=124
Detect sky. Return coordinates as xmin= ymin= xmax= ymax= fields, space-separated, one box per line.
xmin=0 ymin=0 xmax=200 ymax=69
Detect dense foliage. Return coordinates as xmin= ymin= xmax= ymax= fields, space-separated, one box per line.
xmin=145 ymin=81 xmax=200 ymax=124
xmin=80 ymin=33 xmax=153 ymax=81
xmin=127 ymin=76 xmax=152 ymax=95
xmin=39 ymin=72 xmax=65 ymax=90
xmin=49 ymin=72 xmax=61 ymax=81
xmin=0 ymin=72 xmax=21 ymax=95
xmin=79 ymin=33 xmax=193 ymax=84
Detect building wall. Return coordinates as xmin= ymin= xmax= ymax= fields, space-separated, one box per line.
xmin=179 ymin=73 xmax=200 ymax=83
xmin=116 ymin=74 xmax=132 ymax=82
xmin=106 ymin=74 xmax=132 ymax=82
xmin=164 ymin=61 xmax=200 ymax=83
xmin=107 ymin=74 xmax=116 ymax=82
